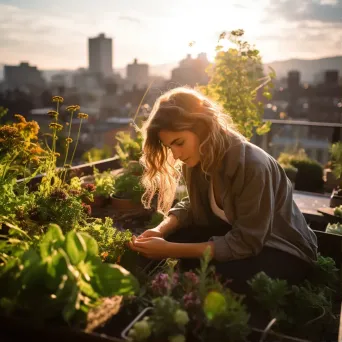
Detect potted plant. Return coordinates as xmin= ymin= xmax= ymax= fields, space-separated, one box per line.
xmin=81 ymin=170 xmax=116 ymax=208
xmin=110 ymin=170 xmax=144 ymax=211
xmin=93 ymin=171 xmax=116 ymax=207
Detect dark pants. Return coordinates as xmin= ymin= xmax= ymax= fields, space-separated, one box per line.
xmin=166 ymin=222 xmax=313 ymax=328
xmin=166 ymin=223 xmax=313 ymax=294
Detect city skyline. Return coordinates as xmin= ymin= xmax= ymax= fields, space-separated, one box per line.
xmin=1 ymin=0 xmax=342 ymax=71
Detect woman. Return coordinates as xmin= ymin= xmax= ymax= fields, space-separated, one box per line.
xmin=129 ymin=86 xmax=317 ymax=292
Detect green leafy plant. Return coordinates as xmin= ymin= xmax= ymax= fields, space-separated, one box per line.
xmin=35 ymin=188 xmax=88 ymax=234
xmin=0 ymin=223 xmax=138 ymax=325
xmin=79 ymin=217 xmax=133 ymax=263
xmin=128 ymin=296 xmax=188 ymax=342
xmin=93 ymin=170 xmax=115 ymax=197
xmin=330 ymin=142 xmax=342 ymax=182
xmin=326 ymin=222 xmax=342 ymax=236
xmin=113 ymin=171 xmax=144 ymax=203
xmin=249 ymin=256 xmax=338 ymax=339
xmin=115 ymin=130 xmax=143 ymax=168
xmin=201 ymin=29 xmax=275 ymax=139
xmin=278 ymin=150 xmax=324 ymax=192
xmin=334 ymin=205 xmax=342 ymax=217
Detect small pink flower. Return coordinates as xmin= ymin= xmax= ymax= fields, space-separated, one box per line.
xmin=151 ymin=273 xmax=179 ymax=296
xmin=182 ymin=292 xmax=201 ymax=309
xmin=184 ymin=272 xmax=199 ymax=285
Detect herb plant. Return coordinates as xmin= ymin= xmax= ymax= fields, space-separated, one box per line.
xmin=0 ymin=223 xmax=138 ymax=325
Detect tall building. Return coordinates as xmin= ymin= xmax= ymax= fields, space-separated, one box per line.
xmin=88 ymin=33 xmax=113 ymax=76
xmin=4 ymin=62 xmax=45 ymax=89
xmin=126 ymin=58 xmax=149 ymax=90
xmin=170 ymin=53 xmax=209 ymax=87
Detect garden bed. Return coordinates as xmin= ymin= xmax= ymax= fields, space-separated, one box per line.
xmin=1 ymin=103 xmax=341 ymax=342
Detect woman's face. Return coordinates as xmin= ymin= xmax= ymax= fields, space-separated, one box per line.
xmin=158 ymin=130 xmax=201 ymax=167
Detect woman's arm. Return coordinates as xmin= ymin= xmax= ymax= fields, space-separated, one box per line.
xmin=157 ymin=214 xmax=180 ymax=237
xmin=131 ymin=236 xmax=215 ymax=259
xmin=169 ymin=241 xmax=215 ymax=258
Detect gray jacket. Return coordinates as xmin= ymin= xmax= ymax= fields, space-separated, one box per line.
xmin=168 ymin=135 xmax=318 ymax=263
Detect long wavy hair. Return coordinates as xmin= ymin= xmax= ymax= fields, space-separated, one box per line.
xmin=139 ymin=87 xmax=245 ymax=215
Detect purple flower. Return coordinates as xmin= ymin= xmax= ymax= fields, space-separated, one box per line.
xmin=151 ymin=273 xmax=179 ymax=296
xmin=184 ymin=272 xmax=199 ymax=285
xmin=182 ymin=291 xmax=201 ymax=309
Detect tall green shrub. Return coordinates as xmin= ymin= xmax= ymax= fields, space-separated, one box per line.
xmin=202 ymin=29 xmax=275 ymax=139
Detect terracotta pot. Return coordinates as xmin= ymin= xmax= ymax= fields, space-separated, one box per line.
xmin=92 ymin=195 xmax=109 ymax=208
xmin=83 ymin=194 xmax=108 ymax=208
xmin=110 ymin=194 xmax=143 ymax=211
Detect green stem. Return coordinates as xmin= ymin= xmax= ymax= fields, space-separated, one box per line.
xmin=52 ymin=128 xmax=57 ymax=154
xmin=60 ymin=110 xmax=75 ymax=184
xmin=56 ymin=102 xmax=59 ymax=123
xmin=52 ymin=102 xmax=59 ymax=155
xmin=69 ymin=119 xmax=83 ymax=167
xmin=62 ymin=118 xmax=82 ymax=185
xmin=1 ymin=152 xmax=19 ymax=181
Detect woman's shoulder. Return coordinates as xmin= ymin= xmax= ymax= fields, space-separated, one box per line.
xmin=222 ymin=137 xmax=280 ymax=181
xmin=244 ymin=141 xmax=276 ymax=169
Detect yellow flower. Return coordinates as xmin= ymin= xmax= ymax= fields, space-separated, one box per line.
xmin=52 ymin=96 xmax=64 ymax=103
xmin=49 ymin=123 xmax=63 ymax=131
xmin=66 ymin=105 xmax=80 ymax=112
xmin=14 ymin=114 xmax=26 ymax=123
xmin=29 ymin=146 xmax=44 ymax=155
xmin=48 ymin=110 xmax=58 ymax=118
xmin=66 ymin=137 xmax=73 ymax=143
xmin=54 ymin=152 xmax=61 ymax=157
xmin=78 ymin=112 xmax=89 ymax=119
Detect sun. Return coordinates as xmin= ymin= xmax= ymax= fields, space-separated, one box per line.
xmin=163 ymin=2 xmax=270 ymax=66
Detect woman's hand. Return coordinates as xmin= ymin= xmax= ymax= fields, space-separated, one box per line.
xmin=137 ymin=227 xmax=163 ymax=239
xmin=129 ymin=236 xmax=172 ymax=259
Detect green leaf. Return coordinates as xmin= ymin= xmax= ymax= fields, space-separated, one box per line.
xmin=78 ymin=232 xmax=99 ymax=257
xmin=91 ymin=263 xmax=139 ymax=297
xmin=62 ymin=280 xmax=79 ymax=322
xmin=20 ymin=249 xmax=45 ymax=288
xmin=79 ymin=278 xmax=99 ymax=299
xmin=65 ymin=230 xmax=87 ymax=265
xmin=40 ymin=224 xmax=65 ymax=259
xmin=78 ymin=260 xmax=94 ymax=282
xmin=256 ymin=121 xmax=272 ymax=135
xmin=45 ymin=252 xmax=68 ymax=290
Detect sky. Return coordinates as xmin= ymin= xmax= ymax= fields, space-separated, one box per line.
xmin=0 ymin=0 xmax=341 ymax=72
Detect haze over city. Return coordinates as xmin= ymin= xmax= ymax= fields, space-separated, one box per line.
xmin=1 ymin=0 xmax=342 ymax=71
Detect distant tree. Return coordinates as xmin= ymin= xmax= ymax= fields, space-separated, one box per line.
xmin=201 ymin=29 xmax=276 ymax=139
